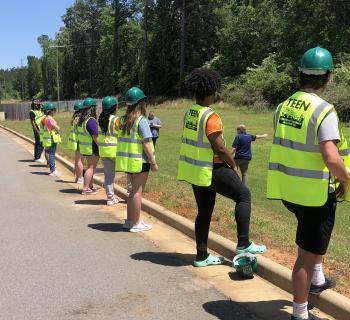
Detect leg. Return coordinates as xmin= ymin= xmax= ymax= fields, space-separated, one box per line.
xmin=102 ymin=158 xmax=116 ymax=197
xmin=192 ymin=185 xmax=216 ymax=261
xmin=152 ymin=137 xmax=157 ymax=148
xmin=83 ymin=155 xmax=99 ymax=189
xmin=127 ymin=171 xmax=149 ymax=224
xmin=48 ymin=143 xmax=56 ymax=173
xmin=211 ymin=165 xmax=253 ymax=249
xmin=33 ymin=129 xmax=43 ymax=160
xmin=75 ymin=150 xmax=84 ymax=179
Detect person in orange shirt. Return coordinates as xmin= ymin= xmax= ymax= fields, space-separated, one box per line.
xmin=178 ymin=68 xmax=266 ymax=267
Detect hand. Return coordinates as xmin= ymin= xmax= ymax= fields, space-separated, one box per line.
xmin=335 ymin=178 xmax=350 ymax=199
xmin=150 ymin=163 xmax=158 ymax=172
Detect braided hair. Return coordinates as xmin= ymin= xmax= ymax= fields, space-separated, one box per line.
xmin=185 ymin=68 xmax=221 ymax=101
xmin=77 ymin=107 xmax=92 ymax=126
xmin=98 ymin=106 xmax=117 ymax=135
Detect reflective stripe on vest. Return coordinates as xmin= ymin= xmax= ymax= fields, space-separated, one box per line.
xmin=116 ymin=115 xmax=150 ymax=173
xmin=177 ymin=105 xmax=216 ymax=187
xmin=77 ymin=117 xmax=93 ymax=155
xmin=31 ymin=110 xmax=44 ymax=126
xmin=267 ymin=91 xmax=350 ymax=206
xmin=98 ymin=115 xmax=118 ymax=158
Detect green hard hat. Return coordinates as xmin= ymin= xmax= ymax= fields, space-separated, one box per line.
xmin=74 ymin=101 xmax=84 ymax=111
xmin=299 ymin=46 xmax=334 ymax=74
xmin=233 ymin=253 xmax=257 ymax=279
xmin=102 ymin=96 xmax=118 ymax=110
xmin=125 ymin=87 xmax=146 ymax=105
xmin=42 ymin=102 xmax=49 ymax=110
xmin=83 ymin=97 xmax=97 ymax=108
xmin=44 ymin=102 xmax=57 ymax=111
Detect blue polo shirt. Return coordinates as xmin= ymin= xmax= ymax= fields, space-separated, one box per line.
xmin=232 ymin=133 xmax=256 ymax=160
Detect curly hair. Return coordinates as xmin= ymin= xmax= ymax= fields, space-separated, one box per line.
xmin=185 ymin=68 xmax=221 ymax=101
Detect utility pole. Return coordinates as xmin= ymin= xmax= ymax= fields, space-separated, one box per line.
xmin=21 ymin=59 xmax=24 ymax=101
xmin=179 ymin=0 xmax=187 ymax=97
xmin=49 ymin=45 xmax=65 ymax=109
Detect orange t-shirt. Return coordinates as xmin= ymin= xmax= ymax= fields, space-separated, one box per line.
xmin=205 ymin=112 xmax=224 ymax=164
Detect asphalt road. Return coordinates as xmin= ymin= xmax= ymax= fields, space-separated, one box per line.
xmin=0 ymin=131 xmax=259 ymax=320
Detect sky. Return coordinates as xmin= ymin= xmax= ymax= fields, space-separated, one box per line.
xmin=0 ymin=0 xmax=75 ymax=69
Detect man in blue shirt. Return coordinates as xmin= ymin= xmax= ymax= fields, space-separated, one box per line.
xmin=148 ymin=111 xmax=162 ymax=147
xmin=232 ymin=124 xmax=267 ymax=185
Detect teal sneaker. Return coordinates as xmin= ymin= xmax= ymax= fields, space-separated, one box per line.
xmin=235 ymin=242 xmax=266 ymax=255
xmin=194 ymin=254 xmax=225 ymax=267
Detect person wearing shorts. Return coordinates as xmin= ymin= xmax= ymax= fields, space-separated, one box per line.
xmin=267 ymin=46 xmax=350 ymax=320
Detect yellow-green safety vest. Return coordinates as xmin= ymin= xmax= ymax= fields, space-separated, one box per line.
xmin=31 ymin=109 xmax=45 ymax=126
xmin=177 ymin=104 xmax=221 ymax=187
xmin=267 ymin=91 xmax=350 ymax=206
xmin=42 ymin=116 xmax=61 ymax=148
xmin=67 ymin=118 xmax=78 ymax=151
xmin=98 ymin=115 xmax=119 ymax=158
xmin=116 ymin=115 xmax=153 ymax=173
xmin=77 ymin=117 xmax=94 ymax=156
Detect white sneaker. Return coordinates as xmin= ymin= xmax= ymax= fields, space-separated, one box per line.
xmin=129 ymin=220 xmax=152 ymax=233
xmin=107 ymin=195 xmax=119 ymax=206
xmin=34 ymin=159 xmax=44 ymax=163
xmin=122 ymin=220 xmax=133 ymax=229
xmin=76 ymin=177 xmax=84 ymax=184
xmin=49 ymin=170 xmax=62 ymax=177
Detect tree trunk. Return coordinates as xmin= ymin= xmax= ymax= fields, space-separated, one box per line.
xmin=179 ymin=0 xmax=186 ymax=97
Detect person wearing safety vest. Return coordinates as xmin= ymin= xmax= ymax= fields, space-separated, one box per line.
xmin=77 ymin=97 xmax=100 ymax=195
xmin=116 ymin=87 xmax=158 ymax=232
xmin=266 ymin=46 xmax=350 ymax=320
xmin=29 ymin=99 xmax=46 ymax=163
xmin=41 ymin=102 xmax=62 ymax=177
xmin=177 ymin=68 xmax=266 ymax=267
xmin=67 ymin=101 xmax=85 ymax=184
xmin=98 ymin=96 xmax=120 ymax=205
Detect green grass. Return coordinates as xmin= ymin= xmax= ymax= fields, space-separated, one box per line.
xmin=3 ymin=100 xmax=350 ymax=271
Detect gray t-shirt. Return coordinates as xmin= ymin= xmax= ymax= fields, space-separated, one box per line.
xmin=317 ymin=112 xmax=340 ymax=143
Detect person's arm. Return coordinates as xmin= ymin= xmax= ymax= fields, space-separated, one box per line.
xmin=143 ymin=139 xmax=158 ymax=171
xmin=320 ymin=140 xmax=350 ymax=198
xmin=207 ymin=132 xmax=237 ymax=170
xmin=30 ymin=111 xmax=39 ymax=133
xmin=231 ymin=135 xmax=239 ymax=154
xmin=256 ymin=133 xmax=268 ymax=139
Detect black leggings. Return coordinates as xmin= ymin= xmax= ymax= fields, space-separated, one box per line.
xmin=192 ymin=164 xmax=251 ymax=260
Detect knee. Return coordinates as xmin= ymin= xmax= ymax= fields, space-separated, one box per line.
xmin=238 ymin=186 xmax=251 ymax=202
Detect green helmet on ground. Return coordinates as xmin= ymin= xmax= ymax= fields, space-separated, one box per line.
xmin=74 ymin=101 xmax=84 ymax=111
xmin=299 ymin=46 xmax=334 ymax=75
xmin=102 ymin=96 xmax=118 ymax=110
xmin=83 ymin=97 xmax=97 ymax=108
xmin=233 ymin=253 xmax=257 ymax=279
xmin=125 ymin=87 xmax=146 ymax=105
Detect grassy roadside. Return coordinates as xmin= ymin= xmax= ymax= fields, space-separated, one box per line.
xmin=2 ymin=99 xmax=350 ymax=294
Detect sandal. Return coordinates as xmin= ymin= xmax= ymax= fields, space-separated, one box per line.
xmin=193 ymin=254 xmax=225 ymax=267
xmin=235 ymin=242 xmax=266 ymax=255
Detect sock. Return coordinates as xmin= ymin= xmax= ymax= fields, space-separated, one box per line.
xmin=196 ymin=246 xmax=209 ymax=261
xmin=237 ymin=237 xmax=250 ymax=249
xmin=311 ymin=263 xmax=325 ymax=286
xmin=293 ymin=301 xmax=308 ymax=319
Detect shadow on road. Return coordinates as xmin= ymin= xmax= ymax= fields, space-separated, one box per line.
xmin=55 ymin=179 xmax=75 ymax=184
xmin=28 ymin=164 xmax=47 ymax=168
xmin=18 ymin=159 xmax=33 ymax=163
xmin=203 ymin=299 xmax=293 ymax=320
xmin=60 ymin=188 xmax=80 ymax=194
xmin=88 ymin=223 xmax=124 ymax=232
xmin=30 ymin=171 xmax=49 ymax=175
xmin=130 ymin=251 xmax=194 ymax=267
xmin=228 ymin=271 xmax=252 ymax=282
xmin=75 ymin=199 xmax=106 ymax=205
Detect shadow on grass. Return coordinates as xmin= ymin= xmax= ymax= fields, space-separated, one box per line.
xmin=75 ymin=199 xmax=106 ymax=206
xmin=59 ymin=188 xmax=79 ymax=194
xmin=88 ymin=223 xmax=124 ymax=232
xmin=202 ymin=299 xmax=294 ymax=320
xmin=30 ymin=171 xmax=49 ymax=175
xmin=130 ymin=251 xmax=195 ymax=267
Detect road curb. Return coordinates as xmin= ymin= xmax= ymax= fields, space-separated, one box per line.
xmin=2 ymin=124 xmax=350 ymax=320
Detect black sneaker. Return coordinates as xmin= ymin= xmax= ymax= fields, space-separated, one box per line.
xmin=309 ymin=277 xmax=336 ymax=295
